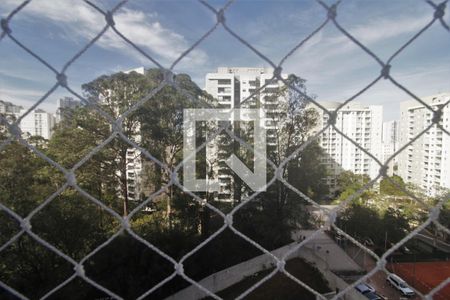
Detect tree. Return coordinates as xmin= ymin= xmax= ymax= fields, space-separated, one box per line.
xmin=380 ymin=175 xmax=407 ymax=196
xmin=337 ymin=203 xmax=411 ymax=254
xmin=288 ymin=142 xmax=329 ymax=201
xmin=47 ymin=106 xmax=120 ymax=212
xmin=0 ymin=70 xmax=330 ymax=298
xmin=268 ymin=75 xmax=329 ymax=200
xmin=235 ymin=74 xmax=328 ymax=248
xmin=136 ymin=70 xmax=214 ymax=226
xmin=334 ymin=171 xmax=372 ymax=203
xmin=71 ymin=69 xmax=212 ymax=219
xmin=0 ymin=69 xmax=218 ymax=299
xmin=0 ymin=136 xmax=90 ymax=298
xmin=81 ymin=71 xmax=157 ymax=217
xmin=337 ymin=203 xmax=381 ymax=243
xmin=439 ymin=199 xmax=450 ymax=230
xmin=380 ymin=207 xmax=410 ymax=247
xmin=0 ymin=142 xmax=51 ymax=216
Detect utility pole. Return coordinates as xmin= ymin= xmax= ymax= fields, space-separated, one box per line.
xmin=384 ymin=231 xmax=388 ymax=252
xmin=413 ymin=239 xmax=417 ymax=288
xmin=363 ymin=241 xmax=367 ymax=269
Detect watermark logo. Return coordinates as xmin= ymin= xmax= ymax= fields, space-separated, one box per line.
xmin=183 ymin=109 xmax=266 ymax=192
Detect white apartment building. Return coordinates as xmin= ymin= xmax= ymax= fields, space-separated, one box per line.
xmin=204 ymin=67 xmax=288 ymax=201
xmin=0 ymin=100 xmax=23 ymax=131
xmin=205 ymin=67 xmax=285 ymax=108
xmin=382 ymin=120 xmax=399 ymax=144
xmin=0 ymin=100 xmax=22 ymax=116
xmin=0 ymin=100 xmax=22 ymax=136
xmin=19 ymin=108 xmax=56 ymax=140
xmin=56 ymin=97 xmax=81 ymax=122
xmin=398 ymin=93 xmax=450 ymax=196
xmin=312 ymin=101 xmax=383 ymax=191
xmin=125 ymin=148 xmax=143 ymax=201
xmin=381 ymin=120 xmax=399 ymax=176
xmin=123 ymin=68 xmax=145 ymax=201
xmin=1 ymin=100 xmax=56 ymax=140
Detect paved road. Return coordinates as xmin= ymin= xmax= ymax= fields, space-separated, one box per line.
xmin=346 ymin=246 xmax=420 ymax=300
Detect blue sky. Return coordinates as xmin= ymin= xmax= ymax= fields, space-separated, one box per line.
xmin=0 ymin=0 xmax=449 ymax=121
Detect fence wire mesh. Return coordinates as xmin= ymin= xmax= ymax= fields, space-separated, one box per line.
xmin=0 ymin=0 xmax=449 ymax=299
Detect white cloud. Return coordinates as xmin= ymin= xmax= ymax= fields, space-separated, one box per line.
xmin=0 ymin=87 xmax=58 ymax=112
xmin=287 ymin=12 xmax=432 ymax=74
xmin=0 ymin=87 xmax=44 ymax=99
xmin=0 ymin=0 xmax=208 ymax=66
xmin=278 ymin=8 xmax=450 ymax=122
xmin=283 ymin=11 xmax=437 ymax=94
xmin=348 ymin=14 xmax=433 ymax=46
xmin=314 ymin=62 xmax=450 ymax=121
xmin=0 ymin=69 xmax=48 ymax=83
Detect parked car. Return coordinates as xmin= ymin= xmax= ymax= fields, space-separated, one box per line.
xmin=364 ymin=238 xmax=375 ymax=247
xmin=355 ymin=283 xmax=376 ymax=294
xmin=387 ymin=274 xmax=415 ymax=297
xmin=363 ymin=291 xmax=382 ymax=300
xmin=401 ymin=246 xmax=412 ymax=254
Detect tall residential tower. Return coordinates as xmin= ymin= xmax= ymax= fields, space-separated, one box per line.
xmin=381 ymin=120 xmax=400 ymax=176
xmin=204 ymin=67 xmax=288 ymax=201
xmin=398 ymin=93 xmax=450 ymax=196
xmin=19 ymin=108 xmax=56 ymax=140
xmin=311 ymin=101 xmax=383 ymax=192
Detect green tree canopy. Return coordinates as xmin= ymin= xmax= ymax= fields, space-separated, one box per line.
xmin=335 ymin=171 xmax=372 ymax=203
xmin=235 ymin=74 xmax=328 ymax=248
xmin=380 ymin=175 xmax=407 ymax=196
xmin=337 ymin=203 xmax=410 ymax=253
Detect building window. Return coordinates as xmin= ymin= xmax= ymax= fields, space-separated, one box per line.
xmin=217 ymin=79 xmax=231 ymax=85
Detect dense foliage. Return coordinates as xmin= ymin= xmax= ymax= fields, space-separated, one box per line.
xmin=0 ymin=70 xmax=327 ymax=299
xmin=337 ymin=203 xmax=411 ymax=254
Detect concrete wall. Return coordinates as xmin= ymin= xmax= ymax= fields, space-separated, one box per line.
xmin=297 ymin=247 xmax=366 ymax=300
xmin=165 ymin=243 xmax=299 ymax=300
xmin=292 ymin=230 xmax=363 ymax=272
xmin=165 ymin=231 xmax=364 ymax=300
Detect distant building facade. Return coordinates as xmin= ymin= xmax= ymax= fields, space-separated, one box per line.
xmin=1 ymin=100 xmax=56 ymax=139
xmin=381 ymin=120 xmax=399 ymax=176
xmin=311 ymin=101 xmax=383 ymax=192
xmin=0 ymin=100 xmax=22 ymax=116
xmin=19 ymin=108 xmax=56 ymax=140
xmin=204 ymin=67 xmax=288 ymax=202
xmin=98 ymin=67 xmax=147 ymax=202
xmin=56 ymin=97 xmax=81 ymax=122
xmin=123 ymin=67 xmax=145 ymax=201
xmin=398 ymin=93 xmax=450 ymax=196
xmin=124 ymin=67 xmax=145 ymax=75
xmin=0 ymin=100 xmax=23 ymax=135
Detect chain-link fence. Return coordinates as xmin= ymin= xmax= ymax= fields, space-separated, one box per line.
xmin=0 ymin=0 xmax=449 ymax=299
